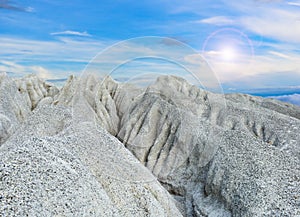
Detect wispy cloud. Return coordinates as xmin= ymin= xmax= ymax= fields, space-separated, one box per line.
xmin=287 ymin=1 xmax=300 ymax=6
xmin=0 ymin=37 xmax=106 ymax=62
xmin=1 ymin=35 xmax=298 ymax=88
xmin=240 ymin=9 xmax=300 ymax=43
xmin=218 ymin=1 xmax=300 ymax=44
xmin=0 ymin=0 xmax=34 ymax=12
xmin=197 ymin=16 xmax=235 ymax=26
xmin=0 ymin=37 xmax=112 ymax=78
xmin=203 ymin=49 xmax=300 ymax=87
xmin=268 ymin=51 xmax=292 ymax=59
xmin=0 ymin=61 xmax=53 ymax=79
xmin=25 ymin=7 xmax=34 ymax=12
xmin=253 ymin=0 xmax=283 ymax=3
xmin=270 ymin=94 xmax=300 ymax=106
xmin=51 ymin=30 xmax=91 ymax=37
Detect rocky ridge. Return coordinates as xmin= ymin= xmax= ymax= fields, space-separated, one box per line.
xmin=0 ymin=72 xmax=299 ymax=216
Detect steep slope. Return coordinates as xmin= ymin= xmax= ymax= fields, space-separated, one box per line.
xmin=1 ymin=74 xmax=299 ymax=216
xmin=226 ymin=93 xmax=300 ymax=120
xmin=92 ymin=75 xmax=300 ymax=216
xmin=0 ymin=73 xmax=60 ymax=145
xmin=0 ymin=73 xmax=31 ymax=145
xmin=0 ymin=101 xmax=182 ymax=216
xmin=15 ymin=74 xmax=59 ymax=110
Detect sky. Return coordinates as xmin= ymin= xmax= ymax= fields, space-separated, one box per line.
xmin=0 ymin=0 xmax=300 ymax=97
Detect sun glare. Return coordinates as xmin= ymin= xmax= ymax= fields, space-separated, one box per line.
xmin=221 ymin=47 xmax=236 ymax=61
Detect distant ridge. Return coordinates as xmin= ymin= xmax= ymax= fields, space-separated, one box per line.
xmin=226 ymin=86 xmax=300 ymax=97
xmin=46 ymin=78 xmax=68 ymax=82
xmin=46 ymin=78 xmax=68 ymax=87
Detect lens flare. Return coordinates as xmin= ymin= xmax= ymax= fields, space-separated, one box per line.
xmin=220 ymin=47 xmax=236 ymax=61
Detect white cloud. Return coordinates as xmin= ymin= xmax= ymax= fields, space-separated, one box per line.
xmin=0 ymin=37 xmax=109 ymax=62
xmin=254 ymin=0 xmax=282 ymax=3
xmin=270 ymin=94 xmax=300 ymax=106
xmin=51 ymin=30 xmax=91 ymax=37
xmin=0 ymin=37 xmax=114 ymax=78
xmin=268 ymin=51 xmax=292 ymax=59
xmin=214 ymin=1 xmax=300 ymax=44
xmin=0 ymin=61 xmax=55 ymax=79
xmin=240 ymin=8 xmax=300 ymax=43
xmin=25 ymin=7 xmax=35 ymax=12
xmin=204 ymin=50 xmax=300 ymax=84
xmin=288 ymin=2 xmax=300 ymax=6
xmin=0 ymin=34 xmax=298 ymax=90
xmin=0 ymin=1 xmax=34 ymax=12
xmin=197 ymin=16 xmax=235 ymax=26
xmin=30 ymin=66 xmax=53 ymax=79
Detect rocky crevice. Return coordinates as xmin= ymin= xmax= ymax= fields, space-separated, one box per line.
xmin=55 ymin=74 xmax=300 ymax=216
xmin=92 ymin=75 xmax=300 ymax=216
xmin=1 ymin=74 xmax=300 ymax=216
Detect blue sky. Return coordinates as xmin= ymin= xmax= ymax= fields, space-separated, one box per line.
xmin=0 ymin=0 xmax=300 ymax=92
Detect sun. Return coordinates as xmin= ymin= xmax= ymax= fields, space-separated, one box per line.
xmin=220 ymin=47 xmax=236 ymax=61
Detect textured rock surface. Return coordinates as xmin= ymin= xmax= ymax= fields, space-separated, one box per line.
xmin=15 ymin=74 xmax=59 ymax=110
xmin=1 ymin=73 xmax=299 ymax=216
xmin=0 ymin=74 xmax=182 ymax=217
xmin=100 ymin=75 xmax=299 ymax=216
xmin=0 ymin=73 xmax=60 ymax=145
xmin=0 ymin=73 xmax=31 ymax=145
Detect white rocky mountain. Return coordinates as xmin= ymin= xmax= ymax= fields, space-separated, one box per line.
xmin=0 ymin=73 xmax=299 ymax=216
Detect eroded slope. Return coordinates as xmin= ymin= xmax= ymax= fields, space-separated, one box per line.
xmin=1 ymin=73 xmax=300 ymax=217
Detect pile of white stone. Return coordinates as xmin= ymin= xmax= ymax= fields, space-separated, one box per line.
xmin=1 ymin=73 xmax=299 ymax=216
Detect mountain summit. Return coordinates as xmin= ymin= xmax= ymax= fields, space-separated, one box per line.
xmin=1 ymin=73 xmax=299 ymax=216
